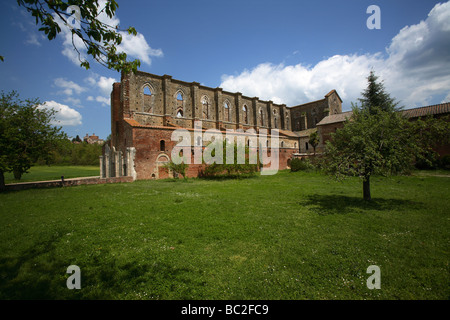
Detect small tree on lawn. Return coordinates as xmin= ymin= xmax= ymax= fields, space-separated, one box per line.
xmin=323 ymin=71 xmax=450 ymax=200
xmin=323 ymin=106 xmax=414 ymax=200
xmin=308 ymin=131 xmax=320 ymax=155
xmin=323 ymin=71 xmax=407 ymax=200
xmin=0 ymin=91 xmax=66 ymax=189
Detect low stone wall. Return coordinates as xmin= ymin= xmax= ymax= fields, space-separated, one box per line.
xmin=4 ymin=176 xmax=134 ymax=192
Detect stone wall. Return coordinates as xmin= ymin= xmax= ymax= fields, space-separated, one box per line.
xmin=117 ymin=71 xmax=291 ymax=132
xmin=290 ymin=90 xmax=342 ymax=132
xmin=5 ymin=176 xmax=134 ymax=192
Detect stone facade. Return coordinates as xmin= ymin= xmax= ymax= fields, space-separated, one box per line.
xmin=290 ymin=90 xmax=342 ymax=131
xmin=105 ymin=70 xmax=343 ymax=180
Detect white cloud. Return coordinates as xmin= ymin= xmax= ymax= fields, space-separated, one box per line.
xmin=53 ymin=13 xmax=87 ymax=65
xmin=14 ymin=11 xmax=44 ymax=47
xmin=116 ymin=32 xmax=163 ymax=65
xmin=220 ymin=54 xmax=383 ymax=108
xmin=95 ymin=96 xmax=110 ymax=106
xmin=25 ymin=32 xmax=43 ymax=46
xmin=97 ymin=76 xmax=116 ymax=96
xmin=220 ymin=1 xmax=450 ymax=109
xmin=54 ymin=78 xmax=87 ymax=96
xmin=63 ymin=97 xmax=82 ymax=107
xmin=39 ymin=101 xmax=82 ymax=126
xmin=442 ymin=93 xmax=450 ymax=103
xmin=83 ymin=73 xmax=116 ymax=106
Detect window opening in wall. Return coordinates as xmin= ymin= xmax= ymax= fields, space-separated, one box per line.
xmin=243 ymin=105 xmax=248 ymax=123
xmin=260 ymin=109 xmax=264 ymax=126
xmin=202 ymin=97 xmax=209 ymax=119
xmin=197 ymin=136 xmax=202 ymax=146
xmin=224 ymin=102 xmax=230 ymax=122
xmin=176 ymin=92 xmax=183 ymax=118
xmin=160 ymin=140 xmax=165 ymax=151
xmin=143 ymin=86 xmax=153 ymax=112
xmin=305 ymin=142 xmax=309 ymax=150
xmin=274 ymin=117 xmax=278 ymax=128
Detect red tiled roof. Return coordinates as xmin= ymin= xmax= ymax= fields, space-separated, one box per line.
xmin=278 ymin=129 xmax=299 ymax=137
xmin=316 ymin=102 xmax=450 ymax=126
xmin=401 ymin=102 xmax=450 ymax=118
xmin=123 ymin=118 xmax=142 ymax=127
xmin=294 ymin=128 xmax=317 ymax=137
xmin=316 ymin=111 xmax=353 ymax=126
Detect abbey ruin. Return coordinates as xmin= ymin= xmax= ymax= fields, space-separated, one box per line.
xmin=100 ymin=70 xmax=343 ymax=180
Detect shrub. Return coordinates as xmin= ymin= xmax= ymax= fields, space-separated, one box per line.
xmin=290 ymin=157 xmax=314 ymax=172
xmin=415 ymin=151 xmax=439 ymax=170
xmin=164 ymin=161 xmax=189 ymax=179
xmin=439 ymin=155 xmax=450 ymax=170
xmin=200 ymin=141 xmax=258 ymax=179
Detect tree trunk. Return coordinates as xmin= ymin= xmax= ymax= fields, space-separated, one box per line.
xmin=363 ymin=176 xmax=371 ymax=201
xmin=13 ymin=168 xmax=22 ymax=180
xmin=0 ymin=170 xmax=5 ymax=191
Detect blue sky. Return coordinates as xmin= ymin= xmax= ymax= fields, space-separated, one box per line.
xmin=1 ymin=0 xmax=449 ymax=139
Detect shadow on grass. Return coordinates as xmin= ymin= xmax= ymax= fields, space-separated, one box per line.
xmin=0 ymin=234 xmax=202 ymax=299
xmin=302 ymin=194 xmax=422 ymax=216
xmin=0 ymin=232 xmax=68 ymax=299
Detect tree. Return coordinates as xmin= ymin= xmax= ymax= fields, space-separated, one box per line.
xmin=408 ymin=114 xmax=450 ymax=169
xmin=6 ymin=0 xmax=140 ymax=73
xmin=324 ymin=71 xmax=410 ymax=200
xmin=72 ymin=135 xmax=82 ymax=143
xmin=323 ymin=71 xmax=450 ymax=200
xmin=323 ymin=106 xmax=414 ymax=200
xmin=0 ymin=91 xmax=67 ymax=189
xmin=308 ymin=131 xmax=320 ymax=155
xmin=358 ymin=70 xmax=399 ymax=114
xmin=164 ymin=161 xmax=189 ymax=180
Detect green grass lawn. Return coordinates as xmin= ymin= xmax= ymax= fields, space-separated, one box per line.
xmin=4 ymin=165 xmax=100 ymax=184
xmin=0 ymin=170 xmax=448 ymax=300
